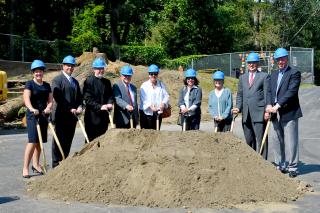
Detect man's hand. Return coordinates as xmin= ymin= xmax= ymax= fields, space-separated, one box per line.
xmin=232 ymin=108 xmax=240 ymax=114
xmin=264 ymin=112 xmax=270 ymax=121
xmin=126 ymin=105 xmax=133 ymax=112
xmin=43 ymin=108 xmax=51 ymax=114
xmin=106 ymin=104 xmax=113 ymax=109
xmin=70 ymin=108 xmax=77 ymax=114
xmin=32 ymin=109 xmax=39 ymax=115
xmin=76 ymin=107 xmax=83 ymax=114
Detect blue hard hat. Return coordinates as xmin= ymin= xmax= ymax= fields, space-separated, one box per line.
xmin=121 ymin=65 xmax=133 ymax=76
xmin=246 ymin=52 xmax=260 ymax=62
xmin=148 ymin=64 xmax=159 ymax=73
xmin=92 ymin=58 xmax=106 ymax=68
xmin=62 ymin=55 xmax=76 ymax=65
xmin=212 ymin=70 xmax=224 ymax=80
xmin=185 ymin=68 xmax=197 ymax=78
xmin=31 ymin=60 xmax=46 ymax=71
xmin=274 ymin=48 xmax=288 ymax=60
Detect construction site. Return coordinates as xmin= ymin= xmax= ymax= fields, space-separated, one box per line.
xmin=0 ymin=52 xmax=319 ymax=213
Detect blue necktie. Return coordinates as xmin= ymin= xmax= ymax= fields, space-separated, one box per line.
xmin=275 ymin=70 xmax=284 ymax=103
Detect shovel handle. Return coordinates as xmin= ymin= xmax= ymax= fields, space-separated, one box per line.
xmin=107 ymin=109 xmax=115 ymax=129
xmin=230 ymin=114 xmax=238 ymax=133
xmin=74 ymin=114 xmax=90 ymax=144
xmin=36 ymin=120 xmax=47 ymax=173
xmin=260 ymin=118 xmax=271 ymax=155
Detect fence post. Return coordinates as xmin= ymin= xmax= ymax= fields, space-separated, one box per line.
xmin=21 ymin=39 xmax=25 ymax=62
xmin=312 ymin=48 xmax=314 ymax=84
xmin=229 ymin=53 xmax=232 ymax=77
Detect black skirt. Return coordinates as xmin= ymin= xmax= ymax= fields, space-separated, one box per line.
xmin=26 ymin=112 xmax=48 ymax=143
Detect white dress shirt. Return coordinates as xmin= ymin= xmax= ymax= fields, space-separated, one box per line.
xmin=140 ymin=79 xmax=170 ymax=115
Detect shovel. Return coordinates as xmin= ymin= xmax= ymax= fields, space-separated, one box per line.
xmin=230 ymin=114 xmax=238 ymax=133
xmin=107 ymin=109 xmax=115 ymax=129
xmin=35 ymin=116 xmax=47 ymax=174
xmin=42 ymin=113 xmax=65 ymax=160
xmin=129 ymin=111 xmax=134 ymax=129
xmin=182 ymin=113 xmax=188 ymax=132
xmin=156 ymin=111 xmax=160 ymax=131
xmin=260 ymin=116 xmax=271 ymax=155
xmin=74 ymin=114 xmax=90 ymax=144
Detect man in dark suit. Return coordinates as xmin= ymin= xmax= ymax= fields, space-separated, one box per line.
xmin=267 ymin=48 xmax=302 ymax=178
xmin=113 ymin=65 xmax=139 ymax=128
xmin=51 ymin=55 xmax=83 ymax=168
xmin=232 ymin=52 xmax=271 ymax=159
xmin=83 ymin=58 xmax=113 ymax=142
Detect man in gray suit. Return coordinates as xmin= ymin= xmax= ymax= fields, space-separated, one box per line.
xmin=113 ymin=65 xmax=139 ymax=128
xmin=232 ymin=52 xmax=271 ymax=159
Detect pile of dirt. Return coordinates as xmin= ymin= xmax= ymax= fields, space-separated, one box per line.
xmin=28 ymin=129 xmax=309 ymax=209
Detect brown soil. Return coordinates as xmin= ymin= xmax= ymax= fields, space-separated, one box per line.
xmin=28 ymin=129 xmax=309 ymax=209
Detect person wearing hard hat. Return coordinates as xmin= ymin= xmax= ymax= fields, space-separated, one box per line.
xmin=266 ymin=48 xmax=302 ymax=178
xmin=139 ymin=64 xmax=170 ymax=130
xmin=22 ymin=60 xmax=53 ymax=178
xmin=51 ymin=55 xmax=83 ymax=168
xmin=208 ymin=70 xmax=233 ymax=132
xmin=232 ymin=52 xmax=271 ymax=160
xmin=83 ymin=58 xmax=113 ymax=141
xmin=178 ymin=68 xmax=202 ymax=130
xmin=113 ymin=65 xmax=139 ymax=128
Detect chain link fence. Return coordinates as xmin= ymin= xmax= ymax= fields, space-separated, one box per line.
xmin=190 ymin=47 xmax=314 ymax=83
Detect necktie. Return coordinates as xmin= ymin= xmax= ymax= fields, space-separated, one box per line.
xmin=70 ymin=77 xmax=76 ymax=89
xmin=126 ymin=84 xmax=133 ymax=106
xmin=249 ymin=72 xmax=254 ymax=87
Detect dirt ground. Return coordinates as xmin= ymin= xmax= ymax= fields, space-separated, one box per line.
xmin=28 ymin=129 xmax=310 ymax=209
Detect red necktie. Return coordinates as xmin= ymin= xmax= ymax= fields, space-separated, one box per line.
xmin=249 ymin=72 xmax=254 ymax=87
xmin=126 ymin=84 xmax=133 ymax=106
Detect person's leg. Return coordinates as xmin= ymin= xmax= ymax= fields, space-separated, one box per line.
xmin=270 ymin=118 xmax=285 ymax=170
xmin=23 ymin=143 xmax=36 ymax=176
xmin=32 ymin=143 xmax=42 ymax=172
xmin=283 ymin=119 xmax=299 ymax=173
xmin=188 ymin=114 xmax=200 ymax=130
xmin=242 ymin=114 xmax=256 ymax=150
xmin=252 ymin=121 xmax=267 ymax=159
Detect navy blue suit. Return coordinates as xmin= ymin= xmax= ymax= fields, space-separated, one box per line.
xmin=268 ymin=66 xmax=302 ymax=121
xmin=268 ymin=65 xmax=302 ymax=172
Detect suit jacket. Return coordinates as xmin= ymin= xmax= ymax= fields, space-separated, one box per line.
xmin=236 ymin=71 xmax=270 ymax=123
xmin=83 ymin=75 xmax=113 ymax=126
xmin=113 ymin=80 xmax=139 ymax=126
xmin=52 ymin=72 xmax=83 ymax=123
xmin=268 ymin=66 xmax=302 ymax=122
xmin=178 ymin=86 xmax=202 ymax=116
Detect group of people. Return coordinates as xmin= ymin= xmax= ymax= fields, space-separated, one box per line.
xmin=22 ymin=47 xmax=302 ymax=179
xmin=215 ymin=47 xmax=302 ymax=178
xmin=22 ymin=56 xmax=170 ymax=177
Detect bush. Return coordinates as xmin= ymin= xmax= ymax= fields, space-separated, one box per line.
xmin=120 ymin=46 xmax=167 ymax=65
xmin=314 ymin=50 xmax=320 ymax=86
xmin=162 ymin=55 xmax=207 ymax=70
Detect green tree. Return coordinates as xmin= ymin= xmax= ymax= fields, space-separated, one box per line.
xmin=70 ymin=4 xmax=104 ymax=52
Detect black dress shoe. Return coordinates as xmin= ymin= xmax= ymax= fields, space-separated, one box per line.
xmin=289 ymin=171 xmax=297 ymax=178
xmin=22 ymin=175 xmax=31 ymax=179
xmin=31 ymin=166 xmax=44 ymax=175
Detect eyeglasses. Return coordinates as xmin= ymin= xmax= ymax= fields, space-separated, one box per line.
xmin=149 ymin=72 xmax=158 ymax=76
xmin=123 ymin=75 xmax=131 ymax=78
xmin=186 ymin=77 xmax=195 ymax=80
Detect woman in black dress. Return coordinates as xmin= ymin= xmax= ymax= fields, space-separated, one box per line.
xmin=22 ymin=60 xmax=53 ymax=178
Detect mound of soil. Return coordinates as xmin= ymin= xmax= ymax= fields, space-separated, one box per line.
xmin=28 ymin=129 xmax=308 ymax=209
